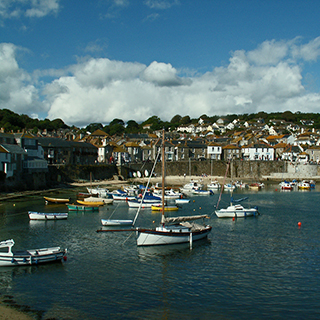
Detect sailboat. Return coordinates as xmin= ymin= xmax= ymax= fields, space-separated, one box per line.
xmin=135 ymin=130 xmax=212 ymax=246
xmin=215 ymin=158 xmax=258 ymax=218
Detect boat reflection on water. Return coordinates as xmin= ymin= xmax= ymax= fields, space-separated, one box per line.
xmin=137 ymin=238 xmax=211 ymax=260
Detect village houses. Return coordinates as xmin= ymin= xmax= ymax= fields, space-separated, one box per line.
xmin=1 ymin=116 xmax=320 ymax=183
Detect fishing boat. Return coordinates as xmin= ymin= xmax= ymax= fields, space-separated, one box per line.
xmin=76 ymin=200 xmax=105 ymax=207
xmin=223 ymin=183 xmax=236 ymax=191
xmin=297 ymin=181 xmax=311 ymax=190
xmin=207 ymin=180 xmax=221 ymax=190
xmin=28 ymin=211 xmax=68 ymax=220
xmin=67 ymin=204 xmax=99 ymax=211
xmin=279 ymin=181 xmax=293 ymax=190
xmin=112 ymin=193 xmax=136 ymax=201
xmin=153 ymin=188 xmax=182 ymax=200
xmin=86 ymin=186 xmax=110 ymax=198
xmin=0 ymin=239 xmax=67 ymax=267
xmin=44 ymin=196 xmax=70 ymax=204
xmin=191 ymin=189 xmax=213 ymax=196
xmin=101 ymin=219 xmax=133 ymax=226
xmin=180 ymin=180 xmax=204 ymax=193
xmin=215 ymin=203 xmax=258 ymax=218
xmin=135 ymin=130 xmax=212 ymax=247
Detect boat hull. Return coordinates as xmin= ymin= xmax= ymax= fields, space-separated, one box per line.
xmin=0 ymin=248 xmax=67 ymax=267
xmin=136 ymin=226 xmax=212 ymax=246
xmin=28 ymin=212 xmax=68 ymax=220
xmin=127 ymin=200 xmax=161 ymax=208
xmin=151 ymin=205 xmax=179 ymax=211
xmin=101 ymin=219 xmax=133 ymax=226
xmin=76 ymin=200 xmax=104 ymax=206
xmin=44 ymin=196 xmax=69 ymax=204
xmin=215 ymin=208 xmax=258 ymax=218
xmin=67 ymin=204 xmax=99 ymax=211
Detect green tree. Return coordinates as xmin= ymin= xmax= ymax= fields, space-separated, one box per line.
xmin=125 ymin=120 xmax=140 ymax=133
xmin=86 ymin=123 xmax=103 ymax=133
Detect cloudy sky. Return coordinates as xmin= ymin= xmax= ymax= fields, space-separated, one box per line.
xmin=1 ymin=0 xmax=320 ymax=127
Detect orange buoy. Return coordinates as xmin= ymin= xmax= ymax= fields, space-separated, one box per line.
xmin=298 ymin=222 xmax=302 ymax=227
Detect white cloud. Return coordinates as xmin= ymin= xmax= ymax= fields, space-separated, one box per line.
xmin=2 ymin=38 xmax=320 ymax=127
xmin=293 ymin=37 xmax=320 ymax=62
xmin=248 ymin=40 xmax=289 ymax=65
xmin=141 ymin=61 xmax=187 ymax=86
xmin=0 ymin=43 xmax=42 ymax=116
xmin=144 ymin=0 xmax=180 ymax=10
xmin=0 ymin=0 xmax=60 ymax=19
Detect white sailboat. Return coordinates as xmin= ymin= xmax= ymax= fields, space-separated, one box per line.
xmin=135 ymin=130 xmax=212 ymax=247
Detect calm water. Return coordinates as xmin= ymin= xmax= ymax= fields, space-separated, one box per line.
xmin=0 ymin=185 xmax=320 ymax=319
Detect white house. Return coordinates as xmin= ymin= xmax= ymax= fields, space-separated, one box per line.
xmin=242 ymin=143 xmax=274 ymax=161
xmin=207 ymin=143 xmax=222 ymax=160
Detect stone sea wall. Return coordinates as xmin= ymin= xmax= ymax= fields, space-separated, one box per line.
xmin=3 ymin=160 xmax=319 ymax=192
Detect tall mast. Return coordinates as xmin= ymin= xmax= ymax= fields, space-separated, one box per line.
xmin=161 ymin=129 xmax=165 ymax=225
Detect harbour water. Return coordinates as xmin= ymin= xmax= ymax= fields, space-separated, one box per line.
xmin=0 ymin=184 xmax=320 ymax=319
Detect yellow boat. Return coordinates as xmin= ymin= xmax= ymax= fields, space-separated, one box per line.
xmin=44 ymin=196 xmax=70 ymax=204
xmin=151 ymin=205 xmax=179 ymax=211
xmin=76 ymin=200 xmax=105 ymax=207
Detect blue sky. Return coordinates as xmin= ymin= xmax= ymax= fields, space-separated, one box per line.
xmin=1 ymin=0 xmax=320 ymax=127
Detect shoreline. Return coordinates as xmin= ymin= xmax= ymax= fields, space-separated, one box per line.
xmin=0 ymin=303 xmax=36 ymax=320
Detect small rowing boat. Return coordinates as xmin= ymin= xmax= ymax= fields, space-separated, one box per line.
xmin=28 ymin=211 xmax=68 ymax=220
xmin=44 ymin=196 xmax=70 ymax=204
xmin=0 ymin=239 xmax=67 ymax=267
xmin=67 ymin=204 xmax=99 ymax=211
xmin=101 ymin=219 xmax=133 ymax=226
xmin=151 ymin=204 xmax=179 ymax=211
xmin=76 ymin=200 xmax=105 ymax=207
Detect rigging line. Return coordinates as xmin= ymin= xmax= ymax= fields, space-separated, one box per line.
xmin=216 ymin=159 xmax=230 ymax=210
xmin=139 ymin=136 xmax=161 ymax=172
xmin=132 ymin=147 xmax=161 ymax=227
xmin=122 ymin=230 xmax=135 ymax=246
xmin=108 ymin=202 xmax=120 ymax=219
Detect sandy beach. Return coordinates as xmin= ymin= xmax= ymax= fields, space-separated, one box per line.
xmin=70 ymin=175 xmax=231 ymax=189
xmin=0 ymin=304 xmax=35 ymax=320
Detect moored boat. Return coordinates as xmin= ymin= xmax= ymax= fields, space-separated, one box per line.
xmin=175 ymin=198 xmax=190 ymax=204
xmin=28 ymin=211 xmax=68 ymax=220
xmin=215 ymin=204 xmax=258 ymax=218
xmin=151 ymin=204 xmax=179 ymax=211
xmin=76 ymin=200 xmax=105 ymax=207
xmin=82 ymin=196 xmax=113 ymax=204
xmin=0 ymin=239 xmax=67 ymax=267
xmin=86 ymin=186 xmax=111 ymax=198
xmin=191 ymin=189 xmax=213 ymax=196
xmin=101 ymin=219 xmax=133 ymax=226
xmin=136 ymin=130 xmax=212 ymax=247
xmin=44 ymin=196 xmax=70 ymax=204
xmin=127 ymin=199 xmax=161 ymax=208
xmin=67 ymin=204 xmax=99 ymax=211
xmin=279 ymin=181 xmax=293 ymax=190
xmin=298 ymin=180 xmax=311 ymax=190
xmin=207 ymin=180 xmax=221 ymax=190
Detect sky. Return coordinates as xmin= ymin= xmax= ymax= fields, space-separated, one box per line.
xmin=2 ymin=0 xmax=320 ymax=128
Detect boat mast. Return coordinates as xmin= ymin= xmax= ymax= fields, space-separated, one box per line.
xmin=161 ymin=129 xmax=165 ymax=225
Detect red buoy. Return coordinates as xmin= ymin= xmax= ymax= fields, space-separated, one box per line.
xmin=298 ymin=222 xmax=301 ymax=227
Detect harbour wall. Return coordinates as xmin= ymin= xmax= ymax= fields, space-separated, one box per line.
xmin=126 ymin=160 xmax=320 ymax=181
xmin=3 ymin=160 xmax=320 ymax=192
